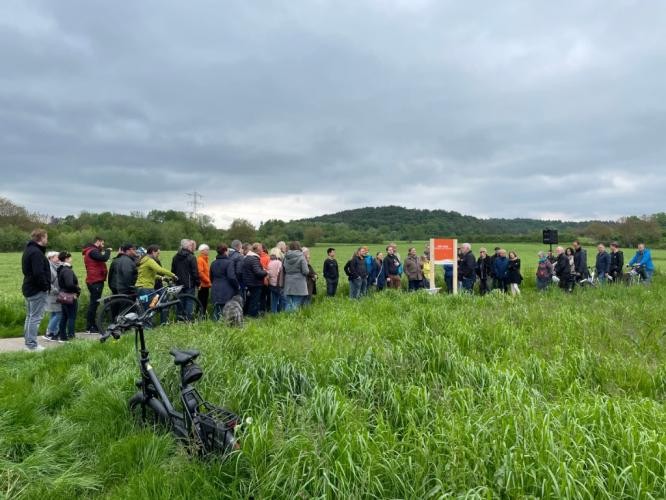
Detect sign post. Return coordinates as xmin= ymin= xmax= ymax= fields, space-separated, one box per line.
xmin=429 ymin=238 xmax=458 ymax=295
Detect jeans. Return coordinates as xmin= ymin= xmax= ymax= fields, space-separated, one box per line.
xmin=86 ymin=282 xmax=104 ymax=331
xmin=47 ymin=311 xmax=62 ymax=335
xmin=59 ymin=300 xmax=78 ymax=340
xmin=349 ymin=277 xmax=363 ymax=299
xmin=408 ymin=280 xmax=422 ymax=291
xmin=644 ymin=269 xmax=654 ymax=284
xmin=536 ymin=278 xmax=550 ymax=291
xmin=246 ymin=285 xmax=263 ymax=317
xmin=462 ymin=277 xmax=475 ymax=293
xmin=285 ymin=295 xmax=306 ymax=311
xmin=326 ymin=279 xmax=338 ymax=297
xmin=360 ymin=277 xmax=368 ymax=296
xmin=445 ymin=276 xmax=453 ymax=293
xmin=270 ymin=286 xmax=283 ymax=313
xmin=177 ymin=287 xmax=195 ymax=320
xmin=24 ymin=291 xmax=47 ymax=348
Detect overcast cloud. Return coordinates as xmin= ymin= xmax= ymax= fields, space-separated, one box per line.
xmin=1 ymin=0 xmax=665 ymax=227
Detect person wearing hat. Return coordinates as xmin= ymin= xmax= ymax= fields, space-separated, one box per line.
xmin=108 ymin=243 xmax=138 ymax=296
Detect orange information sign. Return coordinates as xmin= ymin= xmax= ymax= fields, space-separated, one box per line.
xmin=431 ymin=238 xmax=456 ymax=262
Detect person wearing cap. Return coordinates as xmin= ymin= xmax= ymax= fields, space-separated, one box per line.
xmin=57 ymin=251 xmax=81 ymax=342
xmin=197 ymin=244 xmax=211 ymax=315
xmin=108 ymin=244 xmax=138 ymax=296
xmin=82 ymin=236 xmax=111 ymax=333
xmin=43 ymin=251 xmax=62 ymax=341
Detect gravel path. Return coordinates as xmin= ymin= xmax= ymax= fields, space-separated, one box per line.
xmin=0 ymin=332 xmax=100 ymax=353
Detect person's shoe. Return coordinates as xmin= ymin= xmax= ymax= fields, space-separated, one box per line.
xmin=25 ymin=345 xmax=46 ymax=352
xmin=42 ymin=334 xmax=53 ymax=341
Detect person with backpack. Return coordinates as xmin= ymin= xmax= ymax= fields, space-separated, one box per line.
xmin=476 ymin=248 xmax=492 ymax=295
xmin=383 ymin=244 xmax=402 ymax=290
xmin=535 ymin=251 xmax=554 ymax=291
xmin=57 ymin=251 xmax=81 ymax=342
xmin=322 ymin=247 xmax=339 ymax=297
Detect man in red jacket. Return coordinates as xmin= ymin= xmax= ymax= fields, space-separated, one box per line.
xmin=82 ymin=236 xmax=111 ymax=333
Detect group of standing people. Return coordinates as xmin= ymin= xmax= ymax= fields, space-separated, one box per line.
xmin=19 ymin=227 xmax=659 ymax=351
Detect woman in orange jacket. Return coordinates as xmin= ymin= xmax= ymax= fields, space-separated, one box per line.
xmin=197 ymin=244 xmax=211 ymax=315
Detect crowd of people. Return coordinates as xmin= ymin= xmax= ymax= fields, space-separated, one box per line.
xmin=20 ymin=228 xmax=657 ymax=351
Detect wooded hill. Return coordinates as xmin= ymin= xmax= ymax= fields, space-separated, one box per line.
xmin=1 ymin=197 xmax=664 ymax=251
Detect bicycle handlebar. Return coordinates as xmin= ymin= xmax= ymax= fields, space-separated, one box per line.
xmin=99 ymin=298 xmax=184 ymax=342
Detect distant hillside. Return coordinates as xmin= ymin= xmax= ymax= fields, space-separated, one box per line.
xmin=264 ymin=205 xmax=592 ymax=243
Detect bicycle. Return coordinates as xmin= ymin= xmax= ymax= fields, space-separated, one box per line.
xmin=577 ymin=267 xmax=599 ymax=288
xmin=100 ymin=306 xmax=240 ymax=457
xmin=96 ymin=278 xmax=202 ymax=333
xmin=624 ymin=264 xmax=645 ymax=286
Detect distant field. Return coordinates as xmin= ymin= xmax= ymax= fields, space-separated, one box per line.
xmin=1 ymin=242 xmax=663 ymax=338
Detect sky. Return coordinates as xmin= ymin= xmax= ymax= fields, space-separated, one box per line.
xmin=1 ymin=0 xmax=665 ymax=228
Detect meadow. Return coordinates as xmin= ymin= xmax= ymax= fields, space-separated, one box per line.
xmin=1 ymin=242 xmax=665 ymax=498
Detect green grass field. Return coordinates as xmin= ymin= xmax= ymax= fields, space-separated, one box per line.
xmin=1 ymin=243 xmax=665 ymax=498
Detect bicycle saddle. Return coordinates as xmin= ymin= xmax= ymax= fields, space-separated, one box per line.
xmin=170 ymin=349 xmax=201 ymax=366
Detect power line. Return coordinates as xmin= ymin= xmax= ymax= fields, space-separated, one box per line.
xmin=186 ymin=191 xmax=204 ymax=219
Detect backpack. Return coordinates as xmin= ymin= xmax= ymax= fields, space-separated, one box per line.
xmin=536 ymin=261 xmax=550 ymax=279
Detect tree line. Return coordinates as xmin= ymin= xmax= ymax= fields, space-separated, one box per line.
xmin=0 ymin=197 xmax=664 ymax=252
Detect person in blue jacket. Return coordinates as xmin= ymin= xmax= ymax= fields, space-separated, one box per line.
xmin=628 ymin=243 xmax=655 ymax=283
xmin=492 ymin=249 xmax=509 ymax=292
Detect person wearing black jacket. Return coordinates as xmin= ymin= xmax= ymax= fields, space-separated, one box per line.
xmin=382 ymin=245 xmax=402 ymax=290
xmin=108 ymin=244 xmax=138 ymax=294
xmin=459 ymin=243 xmax=476 ymax=293
xmin=609 ymin=242 xmax=624 ymax=283
xmin=476 ymin=248 xmax=492 ymax=295
xmin=344 ymin=249 xmax=368 ymax=299
xmin=57 ymin=251 xmax=81 ymax=342
xmin=572 ymin=240 xmax=588 ymax=282
xmin=322 ymin=248 xmax=339 ymax=297
xmin=171 ymin=239 xmax=200 ymax=319
xmin=21 ymin=229 xmax=51 ymax=351
xmin=554 ymin=246 xmax=575 ymax=293
xmin=242 ymin=243 xmax=268 ymax=317
xmin=489 ymin=247 xmax=501 ymax=290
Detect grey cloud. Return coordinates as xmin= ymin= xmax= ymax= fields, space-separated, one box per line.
xmin=1 ymin=0 xmax=666 ymax=226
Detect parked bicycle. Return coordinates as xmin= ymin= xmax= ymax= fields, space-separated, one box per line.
xmin=624 ymin=264 xmax=645 ymax=286
xmin=96 ymin=277 xmax=202 ymax=333
xmin=100 ymin=305 xmax=240 ymax=457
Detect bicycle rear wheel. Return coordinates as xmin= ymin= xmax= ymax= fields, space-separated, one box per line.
xmin=97 ymin=297 xmax=142 ymax=334
xmin=155 ymin=294 xmax=202 ymax=326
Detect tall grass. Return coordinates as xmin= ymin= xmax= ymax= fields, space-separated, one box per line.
xmin=1 ymin=275 xmax=666 ymax=498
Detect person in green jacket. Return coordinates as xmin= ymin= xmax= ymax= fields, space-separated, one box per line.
xmin=136 ymin=245 xmax=176 ymax=298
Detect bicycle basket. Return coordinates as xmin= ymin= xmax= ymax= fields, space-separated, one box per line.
xmin=194 ymin=403 xmax=240 ymax=455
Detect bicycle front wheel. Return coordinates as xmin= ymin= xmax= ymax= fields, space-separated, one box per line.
xmin=97 ymin=297 xmax=142 ymax=334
